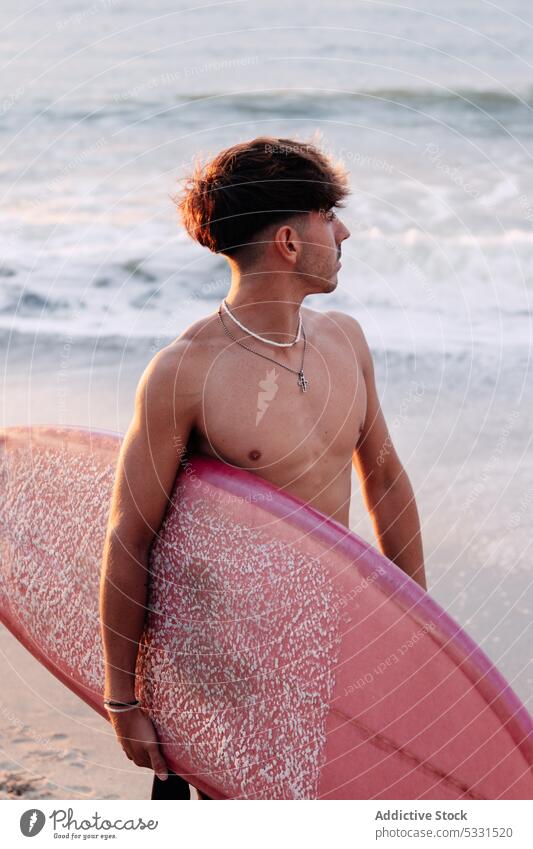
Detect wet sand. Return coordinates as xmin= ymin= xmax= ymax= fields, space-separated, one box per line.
xmin=0 ymin=622 xmax=152 ymax=800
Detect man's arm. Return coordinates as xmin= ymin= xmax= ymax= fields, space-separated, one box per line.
xmin=332 ymin=312 xmax=427 ymax=591
xmin=99 ymin=343 xmax=197 ymax=703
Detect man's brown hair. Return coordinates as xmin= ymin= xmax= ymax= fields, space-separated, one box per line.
xmin=175 ymin=136 xmax=350 ymax=258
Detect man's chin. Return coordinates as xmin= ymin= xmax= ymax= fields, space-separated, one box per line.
xmin=304 ymin=272 xmax=338 ymax=295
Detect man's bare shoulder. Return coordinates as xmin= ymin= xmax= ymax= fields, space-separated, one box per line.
xmin=319 ymin=308 xmax=372 ymax=372
xmin=144 ymin=311 xmax=221 ymax=395
xmin=320 ymin=308 xmax=363 ymax=336
xmin=173 ymin=310 xmax=222 ymax=346
xmin=307 ymin=306 xmax=364 ymax=342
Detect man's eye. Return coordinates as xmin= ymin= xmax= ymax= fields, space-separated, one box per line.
xmin=326 ymin=210 xmax=336 ymax=221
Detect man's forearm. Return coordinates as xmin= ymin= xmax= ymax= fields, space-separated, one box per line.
xmin=363 ymin=470 xmax=427 ymax=591
xmin=99 ymin=531 xmax=150 ymax=700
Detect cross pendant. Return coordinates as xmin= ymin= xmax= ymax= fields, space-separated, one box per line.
xmin=298 ymin=370 xmax=309 ymax=392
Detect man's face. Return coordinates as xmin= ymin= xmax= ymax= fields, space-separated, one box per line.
xmin=296 ymin=208 xmax=350 ymax=293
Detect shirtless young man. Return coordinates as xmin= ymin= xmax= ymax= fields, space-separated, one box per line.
xmin=99 ymin=136 xmax=427 ymax=801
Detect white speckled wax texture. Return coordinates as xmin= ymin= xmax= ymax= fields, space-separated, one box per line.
xmin=137 ymin=477 xmax=343 ymax=800
xmin=0 ymin=433 xmax=114 ymax=692
xmin=0 ymin=431 xmax=343 ymax=799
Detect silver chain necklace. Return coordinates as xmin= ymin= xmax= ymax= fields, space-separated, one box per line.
xmin=222 ymin=298 xmax=302 ymax=347
xmin=218 ymin=304 xmax=310 ymax=392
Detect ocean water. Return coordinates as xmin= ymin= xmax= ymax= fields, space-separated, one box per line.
xmin=0 ymin=0 xmax=532 ymax=361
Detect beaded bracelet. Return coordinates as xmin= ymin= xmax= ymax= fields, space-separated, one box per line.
xmin=103 ymin=698 xmax=141 ymax=713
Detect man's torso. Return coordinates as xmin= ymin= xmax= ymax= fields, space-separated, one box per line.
xmin=169 ymin=307 xmax=367 ymax=528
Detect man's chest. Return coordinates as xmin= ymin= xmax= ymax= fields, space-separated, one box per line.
xmin=189 ymin=339 xmax=367 ymax=471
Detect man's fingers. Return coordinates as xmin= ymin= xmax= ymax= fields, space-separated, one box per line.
xmin=115 ymin=718 xmax=167 ymax=776
xmin=122 ymin=740 xmax=147 ymax=768
xmin=149 ymin=744 xmax=168 ymax=781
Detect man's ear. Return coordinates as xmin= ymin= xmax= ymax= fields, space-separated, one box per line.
xmin=287 ymin=235 xmax=297 ymax=253
xmin=274 ymin=218 xmax=306 ymax=262
xmin=273 ymin=223 xmax=299 ymax=262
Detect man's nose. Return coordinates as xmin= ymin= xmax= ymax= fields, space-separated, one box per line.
xmin=337 ymin=220 xmax=350 ymax=241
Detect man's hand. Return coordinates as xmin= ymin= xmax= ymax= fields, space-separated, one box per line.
xmin=108 ymin=708 xmax=169 ymax=781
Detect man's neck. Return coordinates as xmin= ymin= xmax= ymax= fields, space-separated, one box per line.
xmin=224 ymin=271 xmax=305 ymax=344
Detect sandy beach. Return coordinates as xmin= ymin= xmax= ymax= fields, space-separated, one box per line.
xmin=0 ymin=624 xmax=153 ymax=800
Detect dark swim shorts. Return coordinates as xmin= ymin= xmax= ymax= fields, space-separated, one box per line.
xmin=151 ymin=769 xmax=212 ymax=800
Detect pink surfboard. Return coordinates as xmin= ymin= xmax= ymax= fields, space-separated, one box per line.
xmin=0 ymin=425 xmax=531 ymax=799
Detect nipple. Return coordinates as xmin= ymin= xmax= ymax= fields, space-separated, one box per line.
xmin=248 ymin=449 xmax=262 ymax=461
